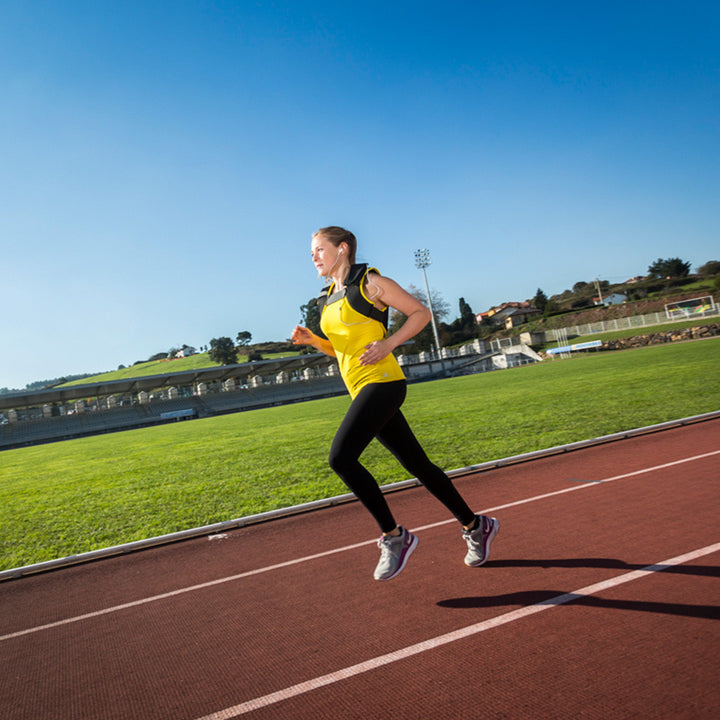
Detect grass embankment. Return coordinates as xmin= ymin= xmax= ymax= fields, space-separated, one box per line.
xmin=2 ymin=339 xmax=719 ymax=570
xmin=62 ymin=351 xmax=302 ymax=386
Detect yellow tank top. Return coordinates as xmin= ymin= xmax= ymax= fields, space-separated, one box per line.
xmin=320 ymin=272 xmax=406 ymax=399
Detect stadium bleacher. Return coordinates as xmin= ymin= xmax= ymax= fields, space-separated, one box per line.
xmin=0 ymin=343 xmax=537 ymax=449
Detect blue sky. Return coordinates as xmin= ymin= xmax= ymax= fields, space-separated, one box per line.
xmin=1 ymin=1 xmax=718 ymax=389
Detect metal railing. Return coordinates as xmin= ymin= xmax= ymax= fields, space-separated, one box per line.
xmin=545 ymin=307 xmax=719 ymax=341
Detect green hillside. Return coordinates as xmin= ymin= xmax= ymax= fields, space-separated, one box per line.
xmin=61 ymin=350 xmax=301 ymax=387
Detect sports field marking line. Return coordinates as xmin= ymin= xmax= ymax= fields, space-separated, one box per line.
xmin=193 ymin=542 xmax=720 ymax=720
xmin=2 ymin=449 xmax=718 ymax=643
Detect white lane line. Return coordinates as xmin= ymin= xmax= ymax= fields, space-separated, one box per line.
xmin=0 ymin=540 xmax=374 ymax=641
xmin=2 ymin=450 xmax=718 ymax=643
xmin=413 ymin=449 xmax=720 ymax=534
xmin=193 ymin=542 xmax=720 ymax=720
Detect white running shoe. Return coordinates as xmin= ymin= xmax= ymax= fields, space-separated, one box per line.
xmin=374 ymin=527 xmax=418 ymax=581
xmin=463 ymin=515 xmax=499 ymax=567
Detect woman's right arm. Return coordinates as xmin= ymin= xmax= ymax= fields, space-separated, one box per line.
xmin=291 ymin=325 xmax=336 ymax=357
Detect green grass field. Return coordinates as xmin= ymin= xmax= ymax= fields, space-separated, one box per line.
xmin=2 ymin=339 xmax=719 ymax=571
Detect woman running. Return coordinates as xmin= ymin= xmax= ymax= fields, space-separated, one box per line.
xmin=292 ymin=226 xmax=498 ymax=580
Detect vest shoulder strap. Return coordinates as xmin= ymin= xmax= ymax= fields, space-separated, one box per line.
xmin=317 ymin=263 xmax=388 ymax=329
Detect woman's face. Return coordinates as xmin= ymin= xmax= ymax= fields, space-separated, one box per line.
xmin=311 ymin=234 xmax=344 ymax=277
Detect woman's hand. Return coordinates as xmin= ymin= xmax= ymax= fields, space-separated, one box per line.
xmin=359 ymin=339 xmax=393 ymax=366
xmin=291 ymin=325 xmax=315 ymax=346
xmin=292 ymin=325 xmax=336 ymax=358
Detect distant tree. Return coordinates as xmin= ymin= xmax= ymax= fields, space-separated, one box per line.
xmin=647 ymin=257 xmax=691 ymax=279
xmin=299 ymin=297 xmax=322 ymax=335
xmin=388 ymin=285 xmax=449 ymax=352
xmin=407 ymin=284 xmax=450 ymax=322
xmin=533 ymin=288 xmax=548 ymax=313
xmin=572 ymin=281 xmax=589 ymax=294
xmin=458 ymin=297 xmax=475 ymax=329
xmin=476 ymin=315 xmax=495 ymax=338
xmin=543 ymin=299 xmax=560 ymax=317
xmin=447 ymin=298 xmax=478 ymax=343
xmin=208 ymin=337 xmax=238 ymax=365
xmin=236 ymin=331 xmax=252 ymax=346
xmin=698 ymin=260 xmax=720 ymax=276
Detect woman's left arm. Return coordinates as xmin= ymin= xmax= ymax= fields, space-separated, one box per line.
xmin=358 ymin=274 xmax=432 ymax=366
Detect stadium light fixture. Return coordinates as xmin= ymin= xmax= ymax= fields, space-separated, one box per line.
xmin=414 ymin=249 xmax=442 ymax=351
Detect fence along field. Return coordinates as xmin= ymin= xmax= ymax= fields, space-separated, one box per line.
xmin=0 ymin=339 xmax=718 ymax=571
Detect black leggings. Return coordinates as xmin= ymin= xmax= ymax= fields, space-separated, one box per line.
xmin=328 ymin=380 xmax=476 ymax=534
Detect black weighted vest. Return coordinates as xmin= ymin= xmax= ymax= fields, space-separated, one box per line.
xmin=317 ymin=263 xmax=388 ymax=333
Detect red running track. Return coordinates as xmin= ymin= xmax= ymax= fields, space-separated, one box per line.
xmin=1 ymin=419 xmax=719 ymax=720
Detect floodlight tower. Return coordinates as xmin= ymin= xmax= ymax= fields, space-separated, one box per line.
xmin=414 ymin=248 xmax=442 ymax=352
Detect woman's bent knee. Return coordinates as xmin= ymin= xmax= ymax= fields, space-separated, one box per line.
xmin=328 ymin=447 xmax=352 ymax=476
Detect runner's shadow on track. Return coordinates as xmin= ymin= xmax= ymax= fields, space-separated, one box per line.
xmin=436 ymin=591 xmax=719 ymax=620
xmin=486 ymin=558 xmax=720 ymax=579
